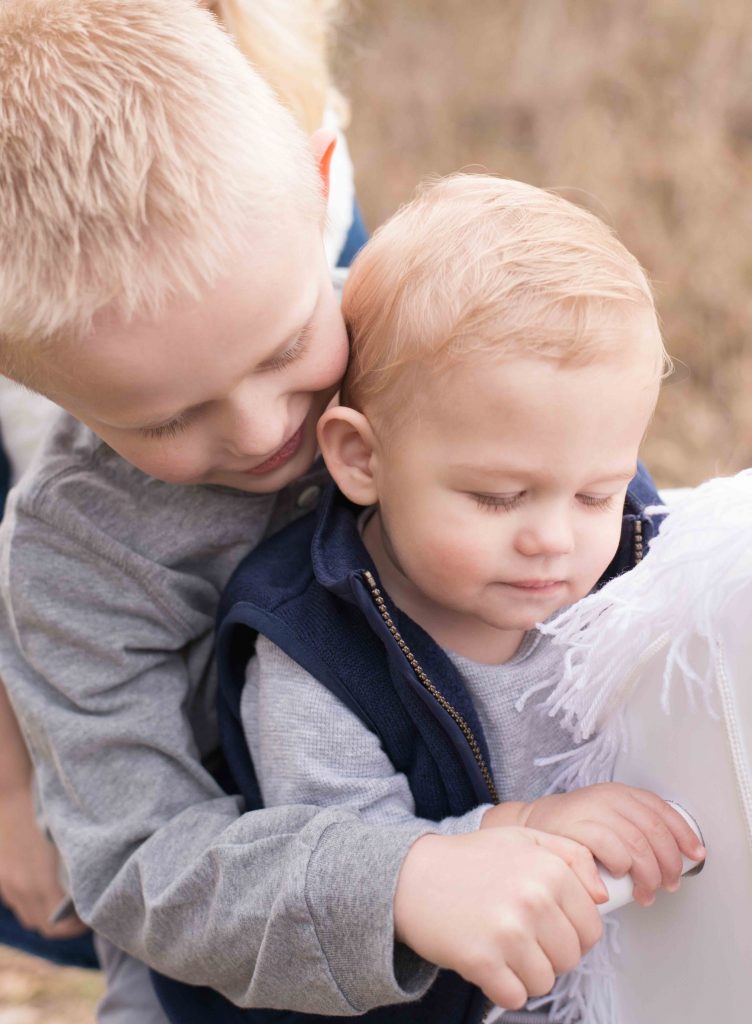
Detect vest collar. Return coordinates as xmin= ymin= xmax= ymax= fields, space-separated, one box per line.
xmin=310 ymin=483 xmax=378 ymax=600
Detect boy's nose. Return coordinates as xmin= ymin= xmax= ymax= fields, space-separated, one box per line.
xmin=221 ymin=388 xmax=289 ymax=460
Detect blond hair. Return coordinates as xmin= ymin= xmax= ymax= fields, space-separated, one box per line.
xmin=205 ymin=0 xmax=347 ymax=133
xmin=0 ymin=0 xmax=323 ymax=373
xmin=342 ymin=175 xmax=666 ymax=420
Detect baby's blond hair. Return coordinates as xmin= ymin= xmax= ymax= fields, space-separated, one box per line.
xmin=0 ymin=0 xmax=323 ymax=378
xmin=343 ymin=175 xmax=666 ymax=423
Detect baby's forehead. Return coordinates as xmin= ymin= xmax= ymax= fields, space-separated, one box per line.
xmin=367 ymin=349 xmax=656 ymax=492
xmin=368 ymin=304 xmax=660 ymax=404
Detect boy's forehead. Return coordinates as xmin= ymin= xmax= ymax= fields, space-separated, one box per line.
xmin=43 ymin=220 xmax=327 ymax=423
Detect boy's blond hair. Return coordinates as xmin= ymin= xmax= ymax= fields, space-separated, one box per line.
xmin=0 ymin=0 xmax=323 ymax=378
xmin=342 ymin=175 xmax=666 ymax=424
xmin=206 ymin=0 xmax=347 ymax=134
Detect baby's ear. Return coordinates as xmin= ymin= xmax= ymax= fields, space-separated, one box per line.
xmin=317 ymin=407 xmax=379 ymax=506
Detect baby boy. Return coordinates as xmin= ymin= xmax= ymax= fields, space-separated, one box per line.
xmin=213 ymin=175 xmax=704 ymax=1024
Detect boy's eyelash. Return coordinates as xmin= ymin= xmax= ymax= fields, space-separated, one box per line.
xmin=474 ymin=494 xmax=523 ymax=512
xmin=266 ymin=323 xmax=313 ymax=371
xmin=141 ymin=415 xmax=190 ymax=440
xmin=139 ymin=323 xmax=315 ymax=440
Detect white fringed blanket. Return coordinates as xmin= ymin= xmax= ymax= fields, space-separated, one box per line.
xmin=523 ymin=471 xmax=752 ymax=1024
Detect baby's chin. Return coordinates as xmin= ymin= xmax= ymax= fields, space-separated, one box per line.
xmin=478 ymin=595 xmax=574 ymax=633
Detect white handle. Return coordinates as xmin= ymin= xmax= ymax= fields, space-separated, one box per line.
xmin=597 ymin=800 xmax=704 ymax=915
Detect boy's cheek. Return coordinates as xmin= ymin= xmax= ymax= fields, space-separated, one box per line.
xmin=104 ymin=436 xmax=209 ymax=487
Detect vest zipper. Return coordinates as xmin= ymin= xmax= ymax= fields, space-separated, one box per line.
xmin=363 ymin=570 xmax=499 ymax=805
xmin=633 ymin=517 xmax=644 ymax=563
xmin=363 ymin=571 xmax=499 ymax=1024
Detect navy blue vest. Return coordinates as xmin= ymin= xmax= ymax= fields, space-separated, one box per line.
xmin=0 ymin=430 xmax=10 ymax=521
xmin=152 ymin=464 xmax=664 ymax=1024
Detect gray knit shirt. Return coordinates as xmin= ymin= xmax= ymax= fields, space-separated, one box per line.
xmin=0 ymin=413 xmax=437 ymax=1013
xmin=242 ymin=626 xmax=573 ymax=829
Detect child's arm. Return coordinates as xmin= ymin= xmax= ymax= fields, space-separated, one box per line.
xmin=243 ymin=636 xmax=490 ymax=833
xmin=0 ymin=677 xmax=86 ymax=938
xmin=2 ymin=519 xmax=603 ymax=1016
xmin=0 ymin=482 xmax=436 ymax=1014
xmin=245 ymin=636 xmax=607 ymax=1009
xmin=481 ymin=785 xmax=705 ymax=906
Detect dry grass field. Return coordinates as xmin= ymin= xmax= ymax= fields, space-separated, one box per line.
xmin=0 ymin=948 xmax=101 ymax=1022
xmin=4 ymin=0 xmax=751 ymax=1017
xmin=338 ymin=0 xmax=752 ymax=487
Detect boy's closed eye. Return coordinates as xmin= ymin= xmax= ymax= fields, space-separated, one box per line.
xmin=258 ymin=320 xmax=315 ymax=372
xmin=141 ymin=414 xmax=192 ymax=441
xmin=138 ymin=322 xmax=317 ymax=441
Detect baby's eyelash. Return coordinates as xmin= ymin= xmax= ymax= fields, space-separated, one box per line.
xmin=473 ymin=493 xmax=615 ymax=513
xmin=141 ymin=415 xmax=190 ymax=440
xmin=474 ymin=493 xmax=524 ymax=513
xmin=578 ymin=494 xmax=615 ymax=510
xmin=267 ymin=323 xmax=314 ymax=371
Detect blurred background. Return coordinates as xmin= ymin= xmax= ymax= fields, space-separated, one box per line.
xmin=3 ymin=0 xmax=750 ymax=1019
xmin=337 ymin=0 xmax=752 ymax=488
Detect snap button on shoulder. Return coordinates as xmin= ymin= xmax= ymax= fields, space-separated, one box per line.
xmin=296 ymin=484 xmax=322 ymax=510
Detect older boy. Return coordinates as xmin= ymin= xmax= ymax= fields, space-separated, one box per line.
xmin=0 ymin=1 xmax=606 ymax=1019
xmin=211 ymin=176 xmax=704 ymax=1023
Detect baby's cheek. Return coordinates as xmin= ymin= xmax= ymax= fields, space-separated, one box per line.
xmin=568 ymin=530 xmax=620 ymax=600
xmin=415 ymin=527 xmax=489 ymax=591
xmin=587 ymin=518 xmax=625 ymax=578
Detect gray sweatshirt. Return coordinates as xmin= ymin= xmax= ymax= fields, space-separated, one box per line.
xmin=0 ymin=413 xmax=436 ymax=1012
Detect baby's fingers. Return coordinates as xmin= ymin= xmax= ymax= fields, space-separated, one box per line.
xmin=631 ymin=792 xmax=706 ymax=865
xmin=619 ymin=799 xmax=692 ymax=891
xmin=608 ymin=814 xmax=664 ymax=902
xmin=565 ymin=821 xmax=634 ymax=881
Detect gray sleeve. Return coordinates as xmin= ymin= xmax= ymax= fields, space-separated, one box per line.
xmin=0 ymin=504 xmax=436 ymax=1013
xmin=242 ymin=636 xmax=489 ymax=835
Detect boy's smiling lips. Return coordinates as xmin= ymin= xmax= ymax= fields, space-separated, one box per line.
xmin=244 ymin=421 xmax=306 ymax=476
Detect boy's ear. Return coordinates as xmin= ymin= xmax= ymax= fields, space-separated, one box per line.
xmin=317 ymin=406 xmax=379 ymax=507
xmin=309 ymin=128 xmax=337 ymax=203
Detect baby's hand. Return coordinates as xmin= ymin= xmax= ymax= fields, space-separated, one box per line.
xmin=486 ymin=784 xmax=705 ymax=906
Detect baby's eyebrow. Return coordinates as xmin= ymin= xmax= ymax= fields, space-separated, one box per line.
xmin=589 ymin=469 xmax=638 ymax=484
xmin=450 ymin=463 xmax=638 ymax=483
xmin=449 ymin=462 xmax=527 ymax=477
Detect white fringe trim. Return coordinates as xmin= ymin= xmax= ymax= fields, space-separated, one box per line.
xmin=519 ymin=470 xmax=752 ymax=1024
